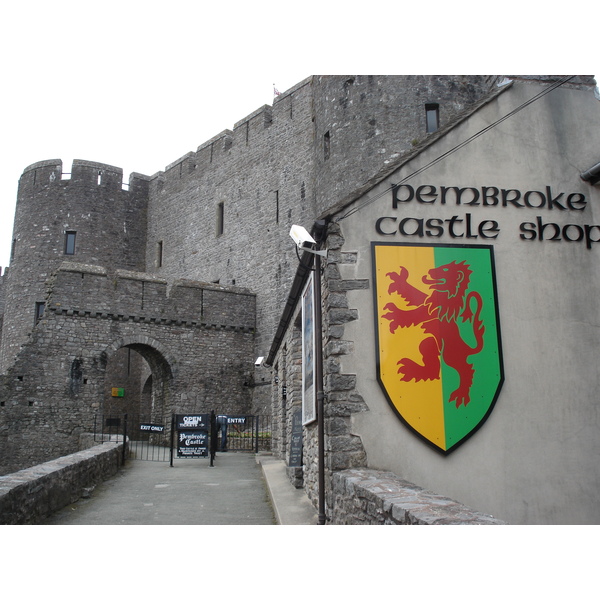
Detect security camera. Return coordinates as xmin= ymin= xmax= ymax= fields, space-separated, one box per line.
xmin=290 ymin=225 xmax=316 ymax=249
xmin=255 ymin=356 xmax=265 ymax=366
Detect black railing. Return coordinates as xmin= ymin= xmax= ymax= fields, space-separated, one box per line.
xmin=94 ymin=412 xmax=172 ymax=462
xmin=93 ymin=413 xmax=272 ymax=461
xmin=222 ymin=415 xmax=272 ymax=453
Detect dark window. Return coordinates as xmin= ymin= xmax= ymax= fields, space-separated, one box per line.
xmin=35 ymin=302 xmax=45 ymax=324
xmin=65 ymin=231 xmax=76 ymax=255
xmin=426 ymin=103 xmax=439 ymax=133
xmin=324 ymin=131 xmax=331 ymax=160
xmin=157 ymin=240 xmax=163 ymax=267
xmin=217 ymin=202 xmax=225 ymax=236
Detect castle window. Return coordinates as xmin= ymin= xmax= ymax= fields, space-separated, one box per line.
xmin=65 ymin=231 xmax=76 ymax=255
xmin=217 ymin=202 xmax=225 ymax=236
xmin=426 ymin=103 xmax=439 ymax=133
xmin=157 ymin=241 xmax=163 ymax=268
xmin=324 ymin=131 xmax=331 ymax=161
xmin=35 ymin=302 xmax=45 ymax=324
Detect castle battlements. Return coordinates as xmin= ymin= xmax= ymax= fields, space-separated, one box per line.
xmin=20 ymin=158 xmax=151 ymax=193
xmin=20 ymin=77 xmax=311 ymax=193
xmin=145 ymin=78 xmax=313 ymax=186
xmin=45 ymin=262 xmax=255 ymax=330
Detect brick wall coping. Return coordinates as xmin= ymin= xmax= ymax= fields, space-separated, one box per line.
xmin=0 ymin=439 xmax=124 ymax=525
xmin=331 ymin=468 xmax=507 ymax=525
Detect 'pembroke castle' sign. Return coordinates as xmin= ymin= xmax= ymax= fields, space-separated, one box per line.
xmin=375 ymin=183 xmax=600 ymax=248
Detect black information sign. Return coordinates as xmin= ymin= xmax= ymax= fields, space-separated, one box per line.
xmin=176 ymin=414 xmax=210 ymax=430
xmin=176 ymin=414 xmax=210 ymax=458
xmin=289 ymin=410 xmax=303 ymax=467
xmin=177 ymin=430 xmax=209 ymax=457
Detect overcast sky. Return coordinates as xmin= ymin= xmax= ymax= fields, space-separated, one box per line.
xmin=0 ymin=1 xmax=595 ymax=269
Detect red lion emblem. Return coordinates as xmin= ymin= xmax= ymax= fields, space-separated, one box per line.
xmin=382 ymin=261 xmax=485 ymax=408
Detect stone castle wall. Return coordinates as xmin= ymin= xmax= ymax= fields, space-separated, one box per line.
xmin=310 ymin=75 xmax=499 ymax=215
xmin=0 ymin=75 xmax=506 ymax=474
xmin=0 ymin=159 xmax=150 ymax=370
xmin=0 ymin=264 xmax=255 ymax=474
xmin=0 ymin=268 xmax=5 ymax=351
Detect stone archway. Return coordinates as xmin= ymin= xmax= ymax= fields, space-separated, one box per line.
xmin=101 ymin=335 xmax=175 ymax=423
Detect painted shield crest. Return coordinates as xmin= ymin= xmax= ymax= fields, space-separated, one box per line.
xmin=372 ymin=242 xmax=504 ymax=454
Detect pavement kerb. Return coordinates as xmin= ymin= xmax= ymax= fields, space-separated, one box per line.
xmin=255 ymin=453 xmax=318 ymax=525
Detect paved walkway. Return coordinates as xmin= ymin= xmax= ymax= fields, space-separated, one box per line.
xmin=44 ymin=452 xmax=318 ymax=525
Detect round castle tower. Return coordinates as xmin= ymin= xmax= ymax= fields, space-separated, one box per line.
xmin=0 ymin=159 xmax=150 ymax=371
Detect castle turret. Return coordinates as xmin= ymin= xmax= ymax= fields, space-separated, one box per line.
xmin=0 ymin=159 xmax=150 ymax=370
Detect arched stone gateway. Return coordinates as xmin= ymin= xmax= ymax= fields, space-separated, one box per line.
xmin=101 ymin=336 xmax=175 ymax=425
xmin=0 ymin=264 xmax=257 ymax=474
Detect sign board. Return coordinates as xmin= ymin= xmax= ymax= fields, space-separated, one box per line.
xmin=302 ymin=273 xmax=316 ymax=425
xmin=175 ymin=414 xmax=210 ymax=458
xmin=111 ymin=387 xmax=124 ymax=397
xmin=288 ymin=410 xmax=303 ymax=467
xmin=176 ymin=414 xmax=209 ymax=430
xmin=177 ymin=430 xmax=209 ymax=457
xmin=140 ymin=423 xmax=165 ymax=433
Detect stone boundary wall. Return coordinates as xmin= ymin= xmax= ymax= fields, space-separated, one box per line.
xmin=331 ymin=469 xmax=506 ymax=524
xmin=0 ymin=438 xmax=124 ymax=524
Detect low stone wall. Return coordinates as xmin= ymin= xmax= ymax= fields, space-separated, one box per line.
xmin=331 ymin=468 xmax=506 ymax=525
xmin=0 ymin=438 xmax=124 ymax=525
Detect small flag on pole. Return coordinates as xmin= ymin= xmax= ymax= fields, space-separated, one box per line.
xmin=273 ymin=84 xmax=281 ymax=96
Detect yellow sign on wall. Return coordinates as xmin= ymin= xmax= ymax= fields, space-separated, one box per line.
xmin=111 ymin=387 xmax=124 ymax=397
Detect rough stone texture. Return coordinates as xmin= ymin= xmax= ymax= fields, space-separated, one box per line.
xmin=1 ymin=159 xmax=149 ymax=371
xmin=0 ymin=438 xmax=124 ymax=524
xmin=0 ymin=268 xmax=5 ymax=354
xmin=331 ymin=469 xmax=506 ymax=525
xmin=1 ymin=76 xmax=500 ymax=395
xmin=0 ymin=264 xmax=255 ymax=474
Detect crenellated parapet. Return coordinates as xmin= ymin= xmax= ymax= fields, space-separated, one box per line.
xmin=45 ymin=262 xmax=256 ymax=331
xmin=20 ymin=159 xmax=151 ymax=195
xmin=147 ymin=77 xmax=312 ymax=189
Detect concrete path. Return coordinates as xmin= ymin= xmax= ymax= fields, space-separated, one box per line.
xmin=44 ymin=452 xmax=317 ymax=525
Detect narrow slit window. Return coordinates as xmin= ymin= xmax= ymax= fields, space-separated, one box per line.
xmin=35 ymin=302 xmax=45 ymax=324
xmin=217 ymin=202 xmax=225 ymax=236
xmin=65 ymin=231 xmax=76 ymax=255
xmin=157 ymin=240 xmax=163 ymax=267
xmin=324 ymin=131 xmax=331 ymax=160
xmin=426 ymin=103 xmax=439 ymax=133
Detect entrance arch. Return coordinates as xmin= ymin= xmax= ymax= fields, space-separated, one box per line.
xmin=101 ymin=336 xmax=175 ymax=422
